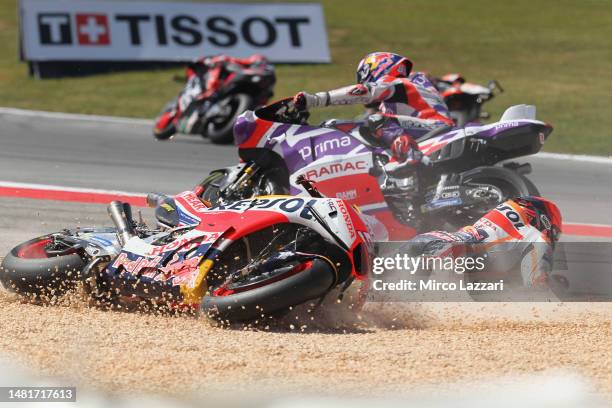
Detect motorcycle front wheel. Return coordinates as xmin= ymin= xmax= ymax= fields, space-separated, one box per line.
xmin=0 ymin=235 xmax=85 ymax=298
xmin=200 ymin=224 xmax=339 ymax=323
xmin=153 ymin=101 xmax=178 ymax=140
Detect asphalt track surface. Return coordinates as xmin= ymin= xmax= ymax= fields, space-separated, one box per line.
xmin=1 ymin=111 xmax=612 ymax=225
xmin=0 ymin=111 xmax=611 ymax=399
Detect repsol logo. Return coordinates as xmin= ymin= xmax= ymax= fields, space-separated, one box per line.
xmin=37 ymin=12 xmax=311 ymax=48
xmin=208 ymin=197 xmax=318 ymax=220
xmin=496 ymin=204 xmax=525 ymax=230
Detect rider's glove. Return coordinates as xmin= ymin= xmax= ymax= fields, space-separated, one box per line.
xmin=293 ymin=91 xmax=319 ymax=111
xmin=391 ymin=135 xmax=418 ymax=162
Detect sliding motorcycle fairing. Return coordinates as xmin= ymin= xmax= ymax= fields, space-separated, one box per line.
xmin=95 ymin=191 xmax=371 ymax=309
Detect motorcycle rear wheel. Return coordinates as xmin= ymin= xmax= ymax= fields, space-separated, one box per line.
xmin=455 ymin=166 xmax=540 ymax=224
xmin=0 ymin=235 xmax=85 ymax=298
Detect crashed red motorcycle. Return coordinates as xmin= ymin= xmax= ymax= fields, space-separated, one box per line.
xmin=0 ymin=179 xmax=369 ymax=322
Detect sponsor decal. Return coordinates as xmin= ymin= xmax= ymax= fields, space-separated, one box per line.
xmin=21 ymin=0 xmax=330 ymax=63
xmin=337 ymin=200 xmax=356 ymax=239
xmin=475 ymin=217 xmax=495 ymax=230
xmin=147 ymin=233 xmax=220 ymax=256
xmin=207 ymin=197 xmax=317 ymax=220
xmin=496 ymin=204 xmax=525 ymax=230
xmin=76 ymin=14 xmax=110 ymax=45
xmin=38 ymin=13 xmax=72 ymax=44
xmin=302 ymin=160 xmax=367 ymax=179
xmin=336 ymin=189 xmax=357 ymax=200
xmin=298 ymin=135 xmax=352 ymax=160
xmin=160 ymin=257 xmax=202 ymax=285
xmin=178 ymin=191 xmax=209 ymax=212
xmin=112 ymin=252 xmax=162 ymax=274
xmin=434 ymin=188 xmax=460 ymax=201
xmin=494 ymin=121 xmax=518 ymax=130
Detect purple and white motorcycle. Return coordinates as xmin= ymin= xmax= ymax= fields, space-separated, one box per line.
xmin=196 ymin=99 xmax=552 ymax=240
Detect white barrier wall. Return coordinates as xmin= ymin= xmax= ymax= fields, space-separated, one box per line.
xmin=19 ymin=0 xmax=331 ymax=63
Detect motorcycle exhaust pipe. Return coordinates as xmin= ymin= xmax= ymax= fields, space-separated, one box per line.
xmin=108 ymin=201 xmax=135 ymax=246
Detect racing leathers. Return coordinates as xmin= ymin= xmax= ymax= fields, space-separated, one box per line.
xmin=404 ymin=197 xmax=561 ymax=288
xmin=296 ymin=72 xmax=454 ymax=162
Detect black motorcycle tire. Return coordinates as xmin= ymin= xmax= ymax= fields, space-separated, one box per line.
xmin=205 ymin=94 xmax=253 ymax=144
xmin=153 ymin=101 xmax=178 ymax=140
xmin=462 ymin=165 xmax=539 ymax=198
xmin=520 ymin=174 xmax=541 ymax=196
xmin=0 ymin=236 xmax=85 ymax=297
xmin=200 ymin=258 xmax=336 ymax=323
xmin=426 ymin=165 xmax=541 ymax=229
xmin=153 ymin=123 xmax=176 ymax=140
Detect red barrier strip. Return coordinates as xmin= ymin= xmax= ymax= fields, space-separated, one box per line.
xmin=562 ymin=223 xmax=612 ymax=238
xmin=1 ymin=182 xmax=612 ymax=237
xmin=0 ymin=184 xmax=147 ymax=207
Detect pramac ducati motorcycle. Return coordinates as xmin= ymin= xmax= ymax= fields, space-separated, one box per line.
xmin=197 ymin=98 xmax=551 ymax=240
xmin=0 ymin=179 xmax=370 ymax=322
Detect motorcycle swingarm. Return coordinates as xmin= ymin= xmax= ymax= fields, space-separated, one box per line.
xmin=421 ymin=183 xmax=500 ymax=214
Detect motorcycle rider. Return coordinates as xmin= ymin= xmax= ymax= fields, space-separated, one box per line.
xmin=292 ymin=52 xmax=454 ymax=164
xmin=189 ymin=54 xmax=269 ymax=99
xmin=402 ymin=196 xmax=562 ymax=288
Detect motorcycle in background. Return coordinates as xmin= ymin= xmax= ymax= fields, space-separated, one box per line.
xmin=153 ymin=54 xmax=276 ymax=144
xmin=433 ymin=73 xmax=504 ymax=126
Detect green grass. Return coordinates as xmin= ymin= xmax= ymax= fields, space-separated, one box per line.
xmin=1 ymin=0 xmax=611 ymax=154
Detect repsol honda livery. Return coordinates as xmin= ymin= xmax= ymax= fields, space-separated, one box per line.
xmin=0 ymin=179 xmax=370 ymax=322
xmin=198 ymin=98 xmax=551 ymax=240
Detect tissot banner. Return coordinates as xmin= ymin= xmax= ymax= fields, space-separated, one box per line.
xmin=19 ymin=0 xmax=331 ymax=63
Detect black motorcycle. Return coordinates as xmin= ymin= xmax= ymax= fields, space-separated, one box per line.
xmin=153 ymin=55 xmax=276 ymax=144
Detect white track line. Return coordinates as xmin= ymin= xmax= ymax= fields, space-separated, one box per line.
xmin=0 ymin=180 xmax=146 ymax=197
xmin=535 ymin=152 xmax=612 ymax=164
xmin=0 ymin=107 xmax=153 ymax=126
xmin=2 ymin=107 xmax=611 ymax=162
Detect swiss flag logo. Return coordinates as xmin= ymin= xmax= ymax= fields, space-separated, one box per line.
xmin=76 ymin=14 xmax=110 ymax=45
